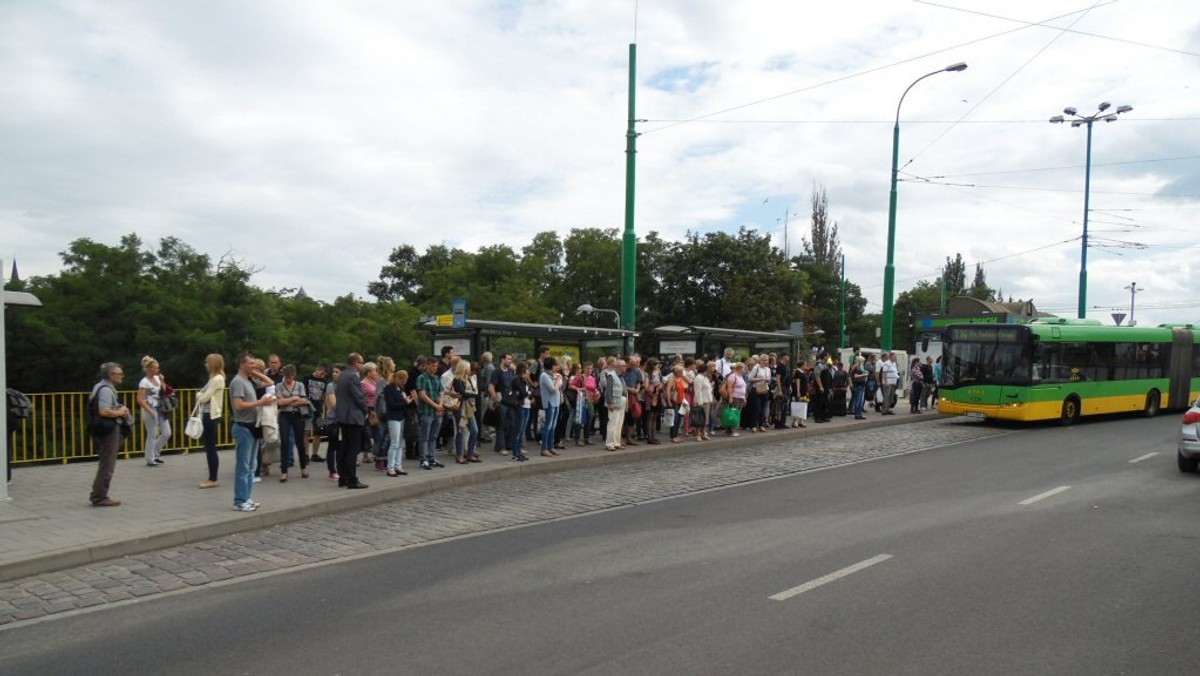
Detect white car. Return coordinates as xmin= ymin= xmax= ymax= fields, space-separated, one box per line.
xmin=1178 ymin=401 xmax=1200 ymax=473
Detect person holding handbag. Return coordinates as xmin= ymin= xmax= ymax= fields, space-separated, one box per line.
xmin=138 ymin=356 xmax=172 ymax=467
xmin=692 ymin=361 xmax=714 ymax=442
xmin=721 ymin=362 xmax=747 ymax=436
xmin=452 ymin=360 xmax=480 ymax=463
xmin=851 ymin=356 xmax=868 ymax=420
xmin=276 ymin=365 xmax=310 ymax=482
xmin=666 ymin=363 xmax=690 ymax=443
xmin=195 ymin=354 xmax=226 ymax=489
xmin=538 ymin=357 xmax=562 ymax=457
xmin=747 ymin=355 xmax=772 ymax=433
xmin=89 ymin=362 xmax=132 ymax=506
xmin=382 ymin=369 xmax=413 ymax=476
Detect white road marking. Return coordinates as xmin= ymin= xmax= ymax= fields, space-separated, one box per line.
xmin=1019 ymin=486 xmax=1072 ymax=506
xmin=769 ymin=554 xmax=893 ymax=601
xmin=1129 ymin=452 xmax=1158 ymax=464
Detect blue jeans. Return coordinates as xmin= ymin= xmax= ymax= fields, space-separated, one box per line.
xmin=541 ymin=405 xmax=559 ymax=451
xmin=387 ymin=419 xmax=405 ymax=470
xmin=279 ymin=411 xmax=307 ymax=472
xmin=233 ymin=423 xmax=256 ymax=506
xmin=852 ymin=384 xmax=866 ymax=417
xmin=513 ymin=408 xmax=530 ymax=456
xmin=419 ymin=412 xmax=443 ymax=462
xmin=455 ymin=413 xmax=478 ymax=457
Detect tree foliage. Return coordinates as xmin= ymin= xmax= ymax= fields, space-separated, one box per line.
xmin=9 ymin=197 xmax=1002 ymax=390
xmin=794 ymin=184 xmax=866 ymax=348
xmin=942 ymin=253 xmax=966 ymax=296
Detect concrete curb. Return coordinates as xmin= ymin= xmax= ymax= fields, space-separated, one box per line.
xmin=0 ymin=411 xmax=943 ymax=582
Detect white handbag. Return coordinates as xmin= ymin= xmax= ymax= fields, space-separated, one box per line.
xmin=184 ymin=404 xmax=203 ymax=440
xmin=790 ymin=401 xmax=808 ymax=419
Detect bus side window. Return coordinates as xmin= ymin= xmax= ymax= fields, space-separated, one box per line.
xmin=1114 ymin=343 xmax=1137 ymax=380
xmin=1086 ymin=343 xmax=1113 ymax=382
xmin=1061 ymin=342 xmax=1089 ymax=382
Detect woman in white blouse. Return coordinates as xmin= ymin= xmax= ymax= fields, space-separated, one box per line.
xmin=138 ymin=355 xmax=171 ymax=467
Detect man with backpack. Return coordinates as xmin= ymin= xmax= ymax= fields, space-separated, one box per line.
xmin=88 ymin=362 xmax=131 ymax=507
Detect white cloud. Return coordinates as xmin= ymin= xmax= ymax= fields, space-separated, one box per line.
xmin=2 ymin=0 xmax=1199 ymax=327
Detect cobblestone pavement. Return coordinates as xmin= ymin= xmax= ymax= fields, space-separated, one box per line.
xmin=0 ymin=418 xmax=1007 ymax=627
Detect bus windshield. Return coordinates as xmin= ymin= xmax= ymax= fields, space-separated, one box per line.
xmin=940 ymin=326 xmax=1031 ymax=388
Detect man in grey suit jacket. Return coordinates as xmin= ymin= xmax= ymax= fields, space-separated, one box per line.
xmin=334 ymin=352 xmax=369 ymax=489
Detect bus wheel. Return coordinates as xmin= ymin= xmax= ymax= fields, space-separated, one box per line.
xmin=1059 ymin=397 xmax=1080 ymax=426
xmin=1144 ymin=390 xmax=1161 ymax=417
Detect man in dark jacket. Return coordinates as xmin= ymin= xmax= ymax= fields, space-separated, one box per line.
xmin=334 ymin=353 xmax=368 ymax=489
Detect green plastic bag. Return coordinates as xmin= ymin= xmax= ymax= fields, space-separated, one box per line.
xmin=722 ymin=405 xmax=741 ymax=428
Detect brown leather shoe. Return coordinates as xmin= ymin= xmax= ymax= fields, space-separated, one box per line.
xmin=92 ymin=497 xmax=122 ymax=507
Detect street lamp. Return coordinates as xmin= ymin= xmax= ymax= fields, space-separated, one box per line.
xmin=576 ymin=303 xmax=626 ymax=354
xmin=881 ymin=62 xmax=968 ymax=351
xmin=1050 ymin=101 xmax=1133 ymax=319
xmin=576 ymin=303 xmax=621 ymax=327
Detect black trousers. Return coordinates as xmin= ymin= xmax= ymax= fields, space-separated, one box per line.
xmin=493 ymin=404 xmax=510 ymax=452
xmin=338 ymin=423 xmax=363 ymax=482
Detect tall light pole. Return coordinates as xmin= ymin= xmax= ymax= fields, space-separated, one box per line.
xmin=881 ymin=62 xmax=968 ymax=351
xmin=839 ymin=253 xmax=847 ymax=349
xmin=621 ymin=43 xmax=639 ymax=342
xmin=1124 ymin=281 xmax=1140 ymax=326
xmin=1050 ymin=102 xmax=1133 ymax=319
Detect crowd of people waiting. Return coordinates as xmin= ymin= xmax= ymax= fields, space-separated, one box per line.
xmin=84 ymin=346 xmax=942 ymax=512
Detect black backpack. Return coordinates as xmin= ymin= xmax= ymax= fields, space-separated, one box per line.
xmin=6 ymin=388 xmax=32 ymax=420
xmin=86 ymin=385 xmax=118 ymax=437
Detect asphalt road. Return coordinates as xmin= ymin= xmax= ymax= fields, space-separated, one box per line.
xmin=4 ymin=414 xmax=1198 ymax=675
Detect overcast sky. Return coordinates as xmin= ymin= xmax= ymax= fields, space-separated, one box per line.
xmin=3 ymin=0 xmax=1198 ymax=330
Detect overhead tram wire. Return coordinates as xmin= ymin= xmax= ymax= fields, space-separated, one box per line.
xmin=914 ymin=0 xmax=1200 ymax=60
xmin=858 ymin=235 xmax=1081 ymax=291
xmin=898 ymin=175 xmax=1200 ymax=199
xmin=921 ymin=154 xmax=1200 ymax=180
xmin=638 ymin=117 xmax=1200 ymax=126
xmin=901 ymin=0 xmax=1102 ymax=170
xmin=639 ymin=4 xmax=1111 ymax=136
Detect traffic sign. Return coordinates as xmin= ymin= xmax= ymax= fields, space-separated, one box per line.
xmin=452 ymin=298 xmax=467 ymax=328
xmin=436 ymin=314 xmax=453 ymax=327
xmin=1112 ymin=312 xmax=1126 ymax=326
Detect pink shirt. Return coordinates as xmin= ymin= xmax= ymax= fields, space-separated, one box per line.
xmin=725 ymin=373 xmax=747 ymax=399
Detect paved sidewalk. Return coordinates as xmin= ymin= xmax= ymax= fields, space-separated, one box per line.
xmin=0 ymin=410 xmax=942 ymax=582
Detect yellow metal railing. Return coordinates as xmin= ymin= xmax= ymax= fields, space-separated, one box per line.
xmin=8 ymin=388 xmax=237 ymax=464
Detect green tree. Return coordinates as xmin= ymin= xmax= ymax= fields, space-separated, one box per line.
xmin=893 ymin=281 xmax=943 ymax=352
xmin=794 ymin=185 xmax=864 ymax=347
xmin=942 ymin=253 xmax=967 ymax=296
xmin=655 ymin=227 xmax=804 ymax=332
xmin=968 ymin=262 xmax=995 ymax=301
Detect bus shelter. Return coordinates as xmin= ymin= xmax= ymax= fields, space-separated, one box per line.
xmin=417 ymin=318 xmax=638 ymax=365
xmin=647 ymin=324 xmax=804 ymax=361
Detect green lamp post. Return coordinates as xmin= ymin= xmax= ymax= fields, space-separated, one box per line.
xmin=881 ymin=62 xmax=967 ymax=351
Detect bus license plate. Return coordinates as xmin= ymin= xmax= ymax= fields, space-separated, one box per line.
xmin=965 ymin=412 xmax=986 ymax=420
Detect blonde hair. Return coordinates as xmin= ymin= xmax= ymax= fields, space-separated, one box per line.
xmin=454 ymin=359 xmax=471 ymax=379
xmin=141 ymin=355 xmax=158 ymax=371
xmin=205 ymin=353 xmax=225 ymax=377
xmin=377 ymin=356 xmax=395 ymax=380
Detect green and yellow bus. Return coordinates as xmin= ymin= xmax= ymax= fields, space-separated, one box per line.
xmin=938 ymin=319 xmax=1200 ymax=424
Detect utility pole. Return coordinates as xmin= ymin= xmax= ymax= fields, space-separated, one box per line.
xmin=1125 ymin=282 xmax=1140 ymax=326
xmin=839 ymin=253 xmax=846 ymax=349
xmin=620 ymin=42 xmax=638 ymax=355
